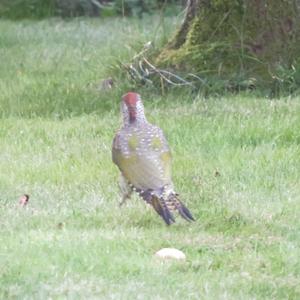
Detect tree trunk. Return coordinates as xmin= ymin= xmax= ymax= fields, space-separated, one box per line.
xmin=167 ymin=0 xmax=199 ymax=49
xmin=158 ymin=0 xmax=300 ymax=91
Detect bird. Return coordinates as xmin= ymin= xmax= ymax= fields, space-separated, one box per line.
xmin=112 ymin=92 xmax=194 ymax=225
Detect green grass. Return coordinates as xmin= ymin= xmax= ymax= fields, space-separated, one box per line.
xmin=1 ymin=17 xmax=300 ymax=299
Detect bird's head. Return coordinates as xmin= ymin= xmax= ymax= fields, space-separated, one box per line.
xmin=121 ymin=92 xmax=145 ymax=125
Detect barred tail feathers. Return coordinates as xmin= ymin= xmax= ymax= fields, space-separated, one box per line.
xmin=137 ymin=188 xmax=175 ymax=225
xmin=166 ymin=193 xmax=195 ymax=222
xmin=136 ymin=187 xmax=194 ymax=225
xmin=151 ymin=196 xmax=175 ymax=225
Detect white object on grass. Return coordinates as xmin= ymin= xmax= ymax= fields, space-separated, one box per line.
xmin=155 ymin=248 xmax=186 ymax=260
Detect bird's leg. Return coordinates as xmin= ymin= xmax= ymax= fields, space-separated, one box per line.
xmin=119 ymin=175 xmax=133 ymax=207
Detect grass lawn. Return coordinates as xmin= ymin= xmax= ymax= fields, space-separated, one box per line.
xmin=1 ymin=16 xmax=300 ymax=299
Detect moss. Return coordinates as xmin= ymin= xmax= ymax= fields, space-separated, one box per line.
xmin=157 ymin=0 xmax=300 ymax=91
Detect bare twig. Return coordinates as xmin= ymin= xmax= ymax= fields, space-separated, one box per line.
xmin=120 ymin=41 xmax=198 ymax=91
xmin=159 ymin=69 xmax=195 ymax=86
xmin=143 ymin=57 xmax=194 ymax=86
xmin=187 ymin=73 xmax=207 ymax=85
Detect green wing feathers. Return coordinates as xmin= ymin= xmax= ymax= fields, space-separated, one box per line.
xmin=112 ymin=147 xmax=172 ymax=191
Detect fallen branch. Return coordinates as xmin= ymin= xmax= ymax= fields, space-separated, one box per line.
xmin=120 ymin=41 xmax=206 ymax=91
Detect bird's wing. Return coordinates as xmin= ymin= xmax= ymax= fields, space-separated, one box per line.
xmin=112 ymin=133 xmax=121 ymax=166
xmin=112 ymin=127 xmax=172 ymax=191
xmin=112 ymin=147 xmax=172 ymax=191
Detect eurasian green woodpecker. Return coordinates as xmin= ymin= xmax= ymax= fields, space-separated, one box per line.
xmin=112 ymin=92 xmax=194 ymax=225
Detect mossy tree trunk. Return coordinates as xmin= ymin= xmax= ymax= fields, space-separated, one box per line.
xmin=158 ymin=0 xmax=300 ymax=91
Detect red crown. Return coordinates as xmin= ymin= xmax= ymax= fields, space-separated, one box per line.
xmin=122 ymin=92 xmax=140 ymax=106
